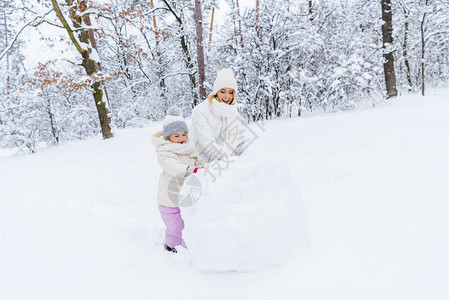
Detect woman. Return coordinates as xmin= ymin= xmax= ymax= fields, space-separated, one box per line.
xmin=191 ymin=68 xmax=245 ymax=162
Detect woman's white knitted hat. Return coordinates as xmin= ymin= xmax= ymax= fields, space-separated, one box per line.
xmin=212 ymin=68 xmax=238 ymax=102
xmin=163 ymin=106 xmax=189 ymax=138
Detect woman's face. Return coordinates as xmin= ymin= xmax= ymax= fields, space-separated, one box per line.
xmin=216 ymin=88 xmax=235 ymax=105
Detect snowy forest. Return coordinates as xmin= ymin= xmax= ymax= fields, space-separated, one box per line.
xmin=0 ymin=0 xmax=448 ymax=153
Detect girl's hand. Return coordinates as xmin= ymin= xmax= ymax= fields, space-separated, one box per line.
xmin=187 ymin=166 xmax=204 ymax=176
xmin=193 ymin=167 xmax=204 ymax=173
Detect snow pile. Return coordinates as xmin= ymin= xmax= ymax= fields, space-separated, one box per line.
xmin=183 ymin=157 xmax=307 ymax=272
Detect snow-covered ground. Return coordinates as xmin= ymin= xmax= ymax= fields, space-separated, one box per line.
xmin=1 ymin=91 xmax=448 ymax=300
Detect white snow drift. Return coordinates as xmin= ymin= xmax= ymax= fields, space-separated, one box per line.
xmin=1 ymin=90 xmax=448 ymax=300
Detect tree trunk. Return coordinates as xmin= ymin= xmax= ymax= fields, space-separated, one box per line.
xmin=236 ymin=0 xmax=243 ymax=45
xmin=45 ymin=93 xmax=59 ymax=145
xmin=208 ymin=7 xmax=215 ymax=49
xmin=181 ymin=35 xmax=198 ymax=103
xmin=3 ymin=4 xmax=10 ymax=107
xmin=80 ymin=3 xmax=113 ymax=121
xmin=150 ymin=0 xmax=166 ymax=100
xmin=232 ymin=1 xmax=238 ymax=47
xmin=420 ymin=4 xmax=427 ymax=96
xmin=380 ymin=0 xmax=398 ymax=98
xmin=402 ymin=7 xmax=413 ymax=91
xmin=179 ymin=6 xmax=198 ymax=103
xmin=255 ymin=0 xmax=261 ymax=39
xmin=194 ymin=0 xmax=206 ymax=102
xmin=51 ymin=0 xmax=113 ymax=139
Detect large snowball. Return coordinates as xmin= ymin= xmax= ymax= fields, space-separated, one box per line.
xmin=182 ymin=158 xmax=306 ymax=272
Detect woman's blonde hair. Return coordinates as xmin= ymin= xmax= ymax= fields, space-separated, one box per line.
xmin=207 ymin=92 xmax=236 ymax=105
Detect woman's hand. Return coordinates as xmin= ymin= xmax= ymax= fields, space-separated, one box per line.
xmin=231 ymin=142 xmax=245 ymax=156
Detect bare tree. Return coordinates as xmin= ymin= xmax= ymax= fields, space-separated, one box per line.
xmin=420 ymin=0 xmax=429 ymax=96
xmin=381 ymin=0 xmax=398 ymax=98
xmin=2 ymin=3 xmax=10 ymax=104
xmin=161 ymin=0 xmax=197 ymax=103
xmin=194 ymin=0 xmax=206 ymax=102
xmin=256 ymin=0 xmax=261 ymax=38
xmin=150 ymin=0 xmax=166 ymax=100
xmin=208 ymin=6 xmax=215 ymax=48
xmin=236 ymin=0 xmax=243 ymax=45
xmin=51 ymin=0 xmax=113 ymax=138
xmin=401 ymin=3 xmax=413 ymax=91
xmin=309 ymin=0 xmax=313 ymax=20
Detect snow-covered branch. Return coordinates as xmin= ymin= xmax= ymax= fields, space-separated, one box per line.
xmin=0 ymin=9 xmax=53 ymax=61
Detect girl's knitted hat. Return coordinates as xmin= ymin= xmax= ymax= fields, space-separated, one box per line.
xmin=212 ymin=68 xmax=238 ymax=102
xmin=163 ymin=106 xmax=189 ymax=139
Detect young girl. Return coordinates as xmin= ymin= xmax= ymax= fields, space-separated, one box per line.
xmin=152 ymin=106 xmax=204 ymax=253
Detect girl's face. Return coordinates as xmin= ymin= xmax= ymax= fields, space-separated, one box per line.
xmin=168 ymin=131 xmax=187 ymax=144
xmin=216 ymin=88 xmax=235 ymax=105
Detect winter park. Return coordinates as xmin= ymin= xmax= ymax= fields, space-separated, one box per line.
xmin=1 ymin=1 xmax=449 ymax=300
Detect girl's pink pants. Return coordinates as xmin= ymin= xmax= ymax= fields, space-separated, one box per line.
xmin=158 ymin=205 xmax=185 ymax=248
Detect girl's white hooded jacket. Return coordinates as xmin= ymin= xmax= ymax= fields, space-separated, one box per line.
xmin=152 ymin=131 xmax=203 ymax=207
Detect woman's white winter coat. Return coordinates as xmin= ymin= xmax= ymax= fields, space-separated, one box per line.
xmin=191 ymin=99 xmax=245 ymax=162
xmin=152 ymin=131 xmax=203 ymax=207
